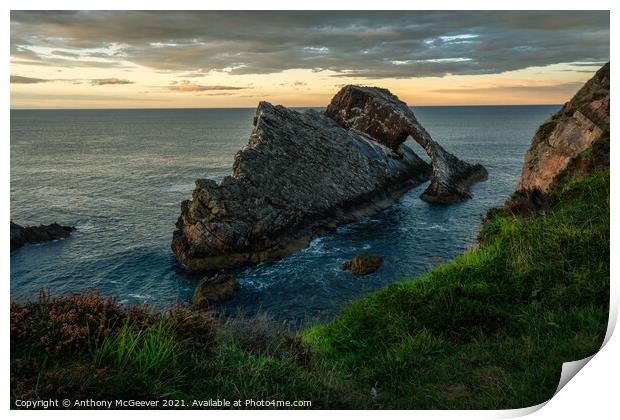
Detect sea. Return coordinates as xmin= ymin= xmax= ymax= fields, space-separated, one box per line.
xmin=10 ymin=105 xmax=559 ymax=322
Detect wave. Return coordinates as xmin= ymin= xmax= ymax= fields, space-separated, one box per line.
xmin=165 ymin=183 xmax=195 ymax=193
xmin=127 ymin=293 xmax=152 ymax=300
xmin=75 ymin=219 xmax=96 ymax=232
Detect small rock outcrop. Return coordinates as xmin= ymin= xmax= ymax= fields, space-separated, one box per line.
xmin=326 ymin=85 xmax=488 ymax=204
xmin=192 ymin=274 xmax=240 ymax=309
xmin=342 ymin=253 xmax=384 ymax=275
xmin=173 ymin=85 xmax=486 ymax=270
xmin=517 ymin=63 xmax=609 ymax=192
xmin=10 ymin=221 xmax=74 ymax=251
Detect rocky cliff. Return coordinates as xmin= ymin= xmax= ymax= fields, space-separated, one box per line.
xmin=172 ymin=86 xmax=487 ymax=270
xmin=517 ymin=63 xmax=609 ymax=192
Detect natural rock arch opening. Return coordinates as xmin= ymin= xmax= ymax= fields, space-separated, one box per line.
xmin=326 ymin=85 xmax=488 ymax=204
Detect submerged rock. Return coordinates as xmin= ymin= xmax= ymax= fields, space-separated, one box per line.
xmin=172 ymin=85 xmax=485 ymax=270
xmin=10 ymin=221 xmax=74 ymax=251
xmin=517 ymin=63 xmax=609 ymax=193
xmin=326 ymin=85 xmax=488 ymax=204
xmin=192 ymin=274 xmax=240 ymax=309
xmin=342 ymin=253 xmax=384 ymax=275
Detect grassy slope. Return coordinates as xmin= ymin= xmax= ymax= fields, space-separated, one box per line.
xmin=11 ymin=153 xmax=609 ymax=409
xmin=303 ymin=167 xmax=609 ymax=408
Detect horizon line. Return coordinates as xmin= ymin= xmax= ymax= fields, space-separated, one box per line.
xmin=10 ymin=103 xmax=564 ymax=111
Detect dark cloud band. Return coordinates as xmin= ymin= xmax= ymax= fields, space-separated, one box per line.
xmin=168 ymin=81 xmax=248 ymax=92
xmin=10 ymin=11 xmax=610 ymax=78
xmin=90 ymin=78 xmax=133 ymax=85
xmin=10 ymin=75 xmax=135 ymax=86
xmin=10 ymin=75 xmax=47 ymax=84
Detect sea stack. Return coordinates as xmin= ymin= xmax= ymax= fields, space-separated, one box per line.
xmin=172 ymin=86 xmax=487 ymax=270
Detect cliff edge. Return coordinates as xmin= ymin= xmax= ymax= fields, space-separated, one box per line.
xmin=517 ymin=63 xmax=609 ymax=192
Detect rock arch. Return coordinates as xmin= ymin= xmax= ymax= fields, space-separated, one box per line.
xmin=326 ymin=85 xmax=488 ymax=204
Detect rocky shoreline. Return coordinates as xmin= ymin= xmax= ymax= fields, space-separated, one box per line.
xmin=10 ymin=221 xmax=74 ymax=251
xmin=172 ymin=86 xmax=487 ymax=271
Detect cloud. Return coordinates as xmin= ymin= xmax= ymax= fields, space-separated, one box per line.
xmin=11 ymin=75 xmax=48 ymax=84
xmin=568 ymin=62 xmax=608 ymax=67
xmin=10 ymin=11 xmax=609 ymax=78
xmin=11 ymin=75 xmax=135 ymax=85
xmin=168 ymin=80 xmax=247 ymax=92
xmin=90 ymin=78 xmax=134 ymax=85
xmin=11 ymin=45 xmax=41 ymax=61
xmin=13 ymin=92 xmax=166 ymax=102
xmin=51 ymin=50 xmax=81 ymax=58
xmin=279 ymin=81 xmax=308 ymax=88
xmin=12 ymin=57 xmax=128 ymax=68
xmin=177 ymin=72 xmax=207 ymax=78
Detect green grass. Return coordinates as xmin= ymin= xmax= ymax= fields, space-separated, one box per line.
xmin=11 ymin=168 xmax=609 ymax=409
xmin=94 ymin=319 xmax=179 ymax=375
xmin=302 ymin=169 xmax=609 ymax=408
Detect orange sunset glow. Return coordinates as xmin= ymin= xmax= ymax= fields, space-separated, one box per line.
xmin=10 ymin=11 xmax=609 ymax=108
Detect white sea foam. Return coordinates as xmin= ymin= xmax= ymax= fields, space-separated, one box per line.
xmin=306 ymin=237 xmax=326 ymax=254
xmin=165 ymin=183 xmax=195 ymax=193
xmin=75 ymin=220 xmax=96 ymax=231
xmin=128 ymin=294 xmax=151 ymax=300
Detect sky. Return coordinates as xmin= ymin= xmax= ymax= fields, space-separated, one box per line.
xmin=10 ymin=10 xmax=610 ymax=108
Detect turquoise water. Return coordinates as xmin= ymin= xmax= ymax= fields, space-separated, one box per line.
xmin=10 ymin=105 xmax=559 ymax=321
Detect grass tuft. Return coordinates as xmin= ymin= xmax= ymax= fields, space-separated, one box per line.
xmin=94 ymin=319 xmax=179 ymax=375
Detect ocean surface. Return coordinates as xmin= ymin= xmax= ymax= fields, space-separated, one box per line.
xmin=10 ymin=105 xmax=559 ymax=322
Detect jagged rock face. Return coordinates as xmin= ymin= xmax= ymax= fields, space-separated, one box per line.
xmin=419 ymin=146 xmax=488 ymax=204
xmin=172 ymin=101 xmax=431 ymax=270
xmin=517 ymin=63 xmax=610 ymax=192
xmin=327 ymin=85 xmax=488 ymax=204
xmin=10 ymin=221 xmax=74 ymax=251
xmin=326 ymin=86 xmax=430 ymax=150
